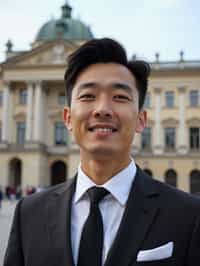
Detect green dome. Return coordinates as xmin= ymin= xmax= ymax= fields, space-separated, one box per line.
xmin=35 ymin=2 xmax=93 ymax=41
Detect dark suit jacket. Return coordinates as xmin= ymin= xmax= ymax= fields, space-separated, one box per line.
xmin=3 ymin=166 xmax=200 ymax=266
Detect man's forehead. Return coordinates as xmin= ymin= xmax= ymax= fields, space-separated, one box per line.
xmin=77 ymin=62 xmax=133 ymax=75
xmin=74 ymin=63 xmax=136 ymax=87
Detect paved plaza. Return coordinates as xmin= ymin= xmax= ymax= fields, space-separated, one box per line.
xmin=0 ymin=200 xmax=17 ymax=266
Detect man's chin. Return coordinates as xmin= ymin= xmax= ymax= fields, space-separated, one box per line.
xmin=87 ymin=147 xmax=117 ymax=158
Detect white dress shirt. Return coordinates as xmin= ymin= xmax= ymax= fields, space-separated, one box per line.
xmin=71 ymin=160 xmax=137 ymax=265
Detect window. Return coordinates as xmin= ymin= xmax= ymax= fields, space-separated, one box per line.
xmin=54 ymin=122 xmax=67 ymax=145
xmin=165 ymin=127 xmax=175 ymax=149
xmin=165 ymin=169 xmax=177 ymax=187
xmin=16 ymin=122 xmax=26 ymax=144
xmin=19 ymin=89 xmax=27 ymax=105
xmin=58 ymin=93 xmax=66 ymax=105
xmin=190 ymin=127 xmax=200 ymax=150
xmin=165 ymin=91 xmax=174 ymax=107
xmin=0 ymin=91 xmax=2 ymax=106
xmin=141 ymin=127 xmax=151 ymax=150
xmin=190 ymin=90 xmax=198 ymax=107
xmin=143 ymin=93 xmax=150 ymax=108
xmin=190 ymin=170 xmax=200 ymax=194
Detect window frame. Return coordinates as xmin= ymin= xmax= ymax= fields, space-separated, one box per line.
xmin=58 ymin=93 xmax=66 ymax=105
xmin=143 ymin=92 xmax=150 ymax=108
xmin=19 ymin=88 xmax=27 ymax=105
xmin=189 ymin=90 xmax=199 ymax=107
xmin=16 ymin=121 xmax=26 ymax=144
xmin=141 ymin=127 xmax=152 ymax=150
xmin=54 ymin=121 xmax=67 ymax=146
xmin=164 ymin=127 xmax=176 ymax=149
xmin=165 ymin=91 xmax=174 ymax=108
xmin=190 ymin=127 xmax=200 ymax=150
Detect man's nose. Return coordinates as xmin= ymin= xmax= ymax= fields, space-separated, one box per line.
xmin=93 ymin=99 xmax=113 ymax=118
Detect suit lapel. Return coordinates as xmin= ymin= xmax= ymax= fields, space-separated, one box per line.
xmin=105 ymin=167 xmax=160 ymax=266
xmin=47 ymin=177 xmax=76 ymax=266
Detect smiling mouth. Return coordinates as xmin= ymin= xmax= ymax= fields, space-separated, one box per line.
xmin=88 ymin=127 xmax=117 ymax=132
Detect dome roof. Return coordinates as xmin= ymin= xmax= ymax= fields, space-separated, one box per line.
xmin=35 ymin=2 xmax=93 ymax=42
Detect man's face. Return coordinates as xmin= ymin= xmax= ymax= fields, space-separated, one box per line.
xmin=64 ymin=63 xmax=146 ymax=162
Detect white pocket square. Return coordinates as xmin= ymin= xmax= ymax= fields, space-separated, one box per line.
xmin=137 ymin=241 xmax=173 ymax=262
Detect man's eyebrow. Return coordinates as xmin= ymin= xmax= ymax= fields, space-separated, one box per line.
xmin=76 ymin=82 xmax=134 ymax=94
xmin=77 ymin=82 xmax=97 ymax=90
xmin=112 ymin=83 xmax=134 ymax=94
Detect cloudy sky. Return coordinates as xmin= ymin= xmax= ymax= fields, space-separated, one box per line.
xmin=0 ymin=0 xmax=200 ymax=62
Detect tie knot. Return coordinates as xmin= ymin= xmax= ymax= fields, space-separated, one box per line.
xmin=87 ymin=187 xmax=109 ymax=205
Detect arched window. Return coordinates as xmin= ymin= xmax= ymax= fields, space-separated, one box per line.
xmin=9 ymin=158 xmax=22 ymax=187
xmin=190 ymin=169 xmax=200 ymax=194
xmin=165 ymin=169 xmax=177 ymax=187
xmin=51 ymin=160 xmax=67 ymax=186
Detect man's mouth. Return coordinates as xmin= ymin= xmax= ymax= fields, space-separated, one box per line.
xmin=89 ymin=128 xmax=116 ymax=132
xmin=88 ymin=125 xmax=117 ymax=132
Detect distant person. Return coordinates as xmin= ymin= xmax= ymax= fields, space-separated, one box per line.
xmin=31 ymin=186 xmax=36 ymax=194
xmin=16 ymin=186 xmax=22 ymax=200
xmin=9 ymin=186 xmax=16 ymax=201
xmin=36 ymin=185 xmax=45 ymax=193
xmin=25 ymin=185 xmax=35 ymax=196
xmin=4 ymin=38 xmax=200 ymax=266
xmin=5 ymin=186 xmax=10 ymax=199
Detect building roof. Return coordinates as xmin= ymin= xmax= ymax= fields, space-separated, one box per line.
xmin=35 ymin=1 xmax=93 ymax=42
xmin=150 ymin=60 xmax=200 ymax=72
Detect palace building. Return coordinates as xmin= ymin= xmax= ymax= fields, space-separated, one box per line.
xmin=0 ymin=2 xmax=199 ymax=193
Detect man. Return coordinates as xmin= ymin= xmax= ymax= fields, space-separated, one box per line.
xmin=4 ymin=38 xmax=200 ymax=266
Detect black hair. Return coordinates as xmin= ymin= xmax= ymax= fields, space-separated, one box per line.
xmin=64 ymin=38 xmax=151 ymax=110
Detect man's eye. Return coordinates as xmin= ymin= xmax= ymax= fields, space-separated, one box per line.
xmin=79 ymin=94 xmax=95 ymax=100
xmin=114 ymin=95 xmax=130 ymax=101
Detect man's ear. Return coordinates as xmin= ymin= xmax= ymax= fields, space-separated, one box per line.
xmin=135 ymin=110 xmax=147 ymax=133
xmin=63 ymin=107 xmax=72 ymax=131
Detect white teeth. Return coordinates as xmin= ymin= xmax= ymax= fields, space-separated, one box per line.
xmin=93 ymin=128 xmax=113 ymax=132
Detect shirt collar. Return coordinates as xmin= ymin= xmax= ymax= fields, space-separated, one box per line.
xmin=74 ymin=159 xmax=136 ymax=206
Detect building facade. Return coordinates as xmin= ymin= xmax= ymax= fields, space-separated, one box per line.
xmin=133 ymin=59 xmax=200 ymax=193
xmin=0 ymin=3 xmax=199 ymax=193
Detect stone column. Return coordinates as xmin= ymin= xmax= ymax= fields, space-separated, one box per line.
xmin=177 ymin=87 xmax=187 ymax=154
xmin=41 ymin=87 xmax=48 ymax=145
xmin=2 ymin=82 xmax=11 ymax=143
xmin=33 ymin=81 xmax=43 ymax=142
xmin=153 ymin=87 xmax=163 ymax=154
xmin=26 ymin=82 xmax=34 ymax=142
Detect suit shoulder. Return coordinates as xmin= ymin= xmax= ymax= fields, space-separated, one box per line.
xmin=137 ymin=166 xmax=200 ymax=210
xmin=153 ymin=178 xmax=200 ymax=209
xmin=21 ymin=178 xmax=75 ymax=210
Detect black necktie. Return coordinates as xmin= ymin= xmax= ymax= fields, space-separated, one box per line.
xmin=77 ymin=187 xmax=109 ymax=266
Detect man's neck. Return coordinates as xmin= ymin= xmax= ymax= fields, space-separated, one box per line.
xmin=80 ymin=157 xmax=131 ymax=185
